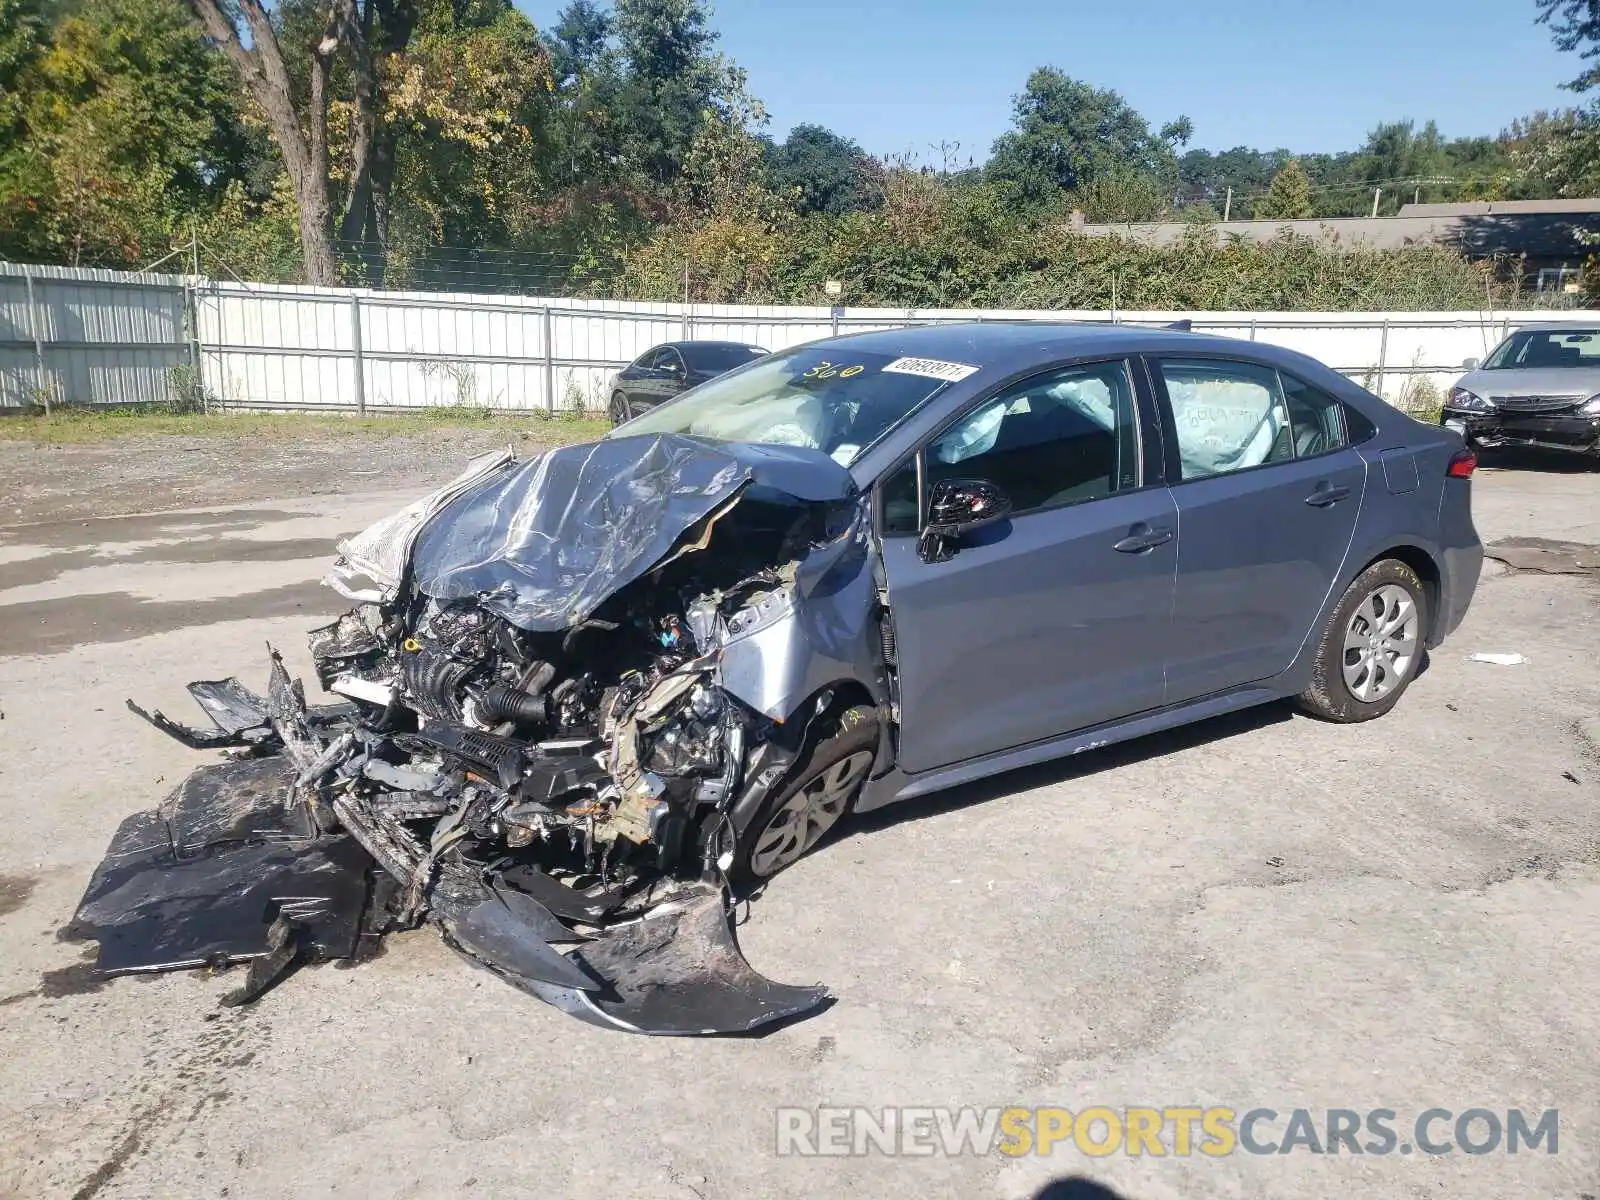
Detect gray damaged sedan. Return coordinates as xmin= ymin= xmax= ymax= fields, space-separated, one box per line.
xmin=1441 ymin=324 xmax=1600 ymax=461
xmin=72 ymin=323 xmax=1483 ymax=1035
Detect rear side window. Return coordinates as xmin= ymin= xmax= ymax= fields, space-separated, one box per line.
xmin=1156 ymin=359 xmax=1294 ymax=481
xmin=1279 ymin=374 xmax=1350 ymax=457
xmin=1342 ymin=403 xmax=1377 ymax=443
xmin=684 ymin=344 xmax=766 ymax=372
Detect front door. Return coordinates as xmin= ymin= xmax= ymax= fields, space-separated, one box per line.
xmin=880 ymin=359 xmax=1179 ymax=775
xmin=625 ymin=347 xmax=687 ymax=413
xmin=1148 ymin=357 xmax=1367 ymax=703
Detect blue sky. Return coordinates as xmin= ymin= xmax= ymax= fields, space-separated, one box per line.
xmin=521 ymin=0 xmax=1578 ymax=161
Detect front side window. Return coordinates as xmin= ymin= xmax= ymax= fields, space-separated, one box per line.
xmin=1483 ymin=328 xmax=1600 ymax=369
xmin=617 ymin=347 xmax=966 ymax=465
xmin=1157 ymin=359 xmax=1294 ymax=481
xmin=922 ymin=360 xmax=1140 ymax=514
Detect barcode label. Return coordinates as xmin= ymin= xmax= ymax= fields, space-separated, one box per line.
xmin=881 ymin=357 xmax=979 ymax=382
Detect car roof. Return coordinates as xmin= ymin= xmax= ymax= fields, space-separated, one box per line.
xmin=1506 ymin=324 xmax=1600 ymax=334
xmin=660 ymin=340 xmax=765 ymax=351
xmin=815 ymin=321 xmax=1264 ymax=373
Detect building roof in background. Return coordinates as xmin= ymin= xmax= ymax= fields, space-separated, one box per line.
xmin=1396 ymin=198 xmax=1600 ymax=217
xmin=1073 ymin=199 xmax=1600 ymax=261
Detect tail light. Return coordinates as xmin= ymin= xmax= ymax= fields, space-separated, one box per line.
xmin=1447 ymin=450 xmax=1477 ymax=479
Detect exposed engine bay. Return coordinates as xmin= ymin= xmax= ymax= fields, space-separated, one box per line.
xmin=70 ymin=435 xmax=890 ymax=1035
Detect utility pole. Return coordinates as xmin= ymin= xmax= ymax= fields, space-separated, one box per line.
xmin=681 ymin=258 xmax=691 ymax=340
xmin=1223 ymin=187 xmax=1232 ymax=222
xmin=1371 ymin=188 xmax=1382 ymax=218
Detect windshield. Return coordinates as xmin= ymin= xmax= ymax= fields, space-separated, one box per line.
xmin=686 ymin=344 xmax=767 ymax=372
xmin=1483 ymin=329 xmax=1600 ymax=369
xmin=615 ymin=347 xmax=973 ymax=465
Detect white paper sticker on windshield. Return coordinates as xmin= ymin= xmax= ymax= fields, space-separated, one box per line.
xmin=881 ymin=356 xmax=979 ymax=382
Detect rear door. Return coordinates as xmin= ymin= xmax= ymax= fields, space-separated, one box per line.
xmin=879 ymin=358 xmax=1179 ymax=774
xmin=1149 ymin=357 xmax=1367 ymax=704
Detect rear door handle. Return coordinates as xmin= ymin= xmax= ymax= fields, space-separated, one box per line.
xmin=1304 ymin=483 xmax=1351 ymax=507
xmin=1113 ymin=525 xmax=1174 ymax=553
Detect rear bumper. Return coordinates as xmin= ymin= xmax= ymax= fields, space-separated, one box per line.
xmin=1435 ymin=541 xmax=1483 ymax=645
xmin=1441 ymin=408 xmax=1600 ymax=455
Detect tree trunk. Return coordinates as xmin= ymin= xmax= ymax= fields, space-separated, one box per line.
xmin=295 ymin=174 xmax=339 ymax=287
xmin=186 ymin=0 xmax=356 ymax=287
xmin=338 ymin=0 xmax=416 ymax=285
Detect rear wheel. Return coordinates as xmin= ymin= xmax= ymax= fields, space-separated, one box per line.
xmin=733 ymin=705 xmax=877 ymax=883
xmin=609 ymin=390 xmax=633 ymax=425
xmin=1297 ymin=558 xmax=1427 ymax=723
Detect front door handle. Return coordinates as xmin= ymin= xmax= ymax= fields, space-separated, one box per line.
xmin=1113 ymin=524 xmax=1173 ymax=553
xmin=1304 ymin=483 xmax=1351 ymax=507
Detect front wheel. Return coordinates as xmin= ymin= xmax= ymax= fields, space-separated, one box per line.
xmin=608 ymin=390 xmax=633 ymax=425
xmin=733 ymin=705 xmax=877 ymax=883
xmin=1297 ymin=559 xmax=1428 ymax=723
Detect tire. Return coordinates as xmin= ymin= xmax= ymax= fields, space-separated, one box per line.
xmin=732 ymin=705 xmax=878 ymax=883
xmin=1297 ymin=558 xmax=1428 ymax=723
xmin=609 ymin=391 xmax=633 ymax=425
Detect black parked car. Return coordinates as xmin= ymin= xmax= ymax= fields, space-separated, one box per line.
xmin=608 ymin=340 xmax=767 ymax=423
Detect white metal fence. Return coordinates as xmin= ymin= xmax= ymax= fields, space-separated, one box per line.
xmin=3 ymin=262 xmax=1596 ymax=414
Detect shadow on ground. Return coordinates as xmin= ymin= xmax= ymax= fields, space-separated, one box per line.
xmin=1033 ymin=1178 xmax=1131 ymax=1199
xmin=839 ymin=699 xmax=1296 ymax=843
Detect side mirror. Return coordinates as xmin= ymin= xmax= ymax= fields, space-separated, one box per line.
xmin=917 ymin=478 xmax=1012 ymax=563
xmin=1461 ymin=357 xmax=1479 ymax=371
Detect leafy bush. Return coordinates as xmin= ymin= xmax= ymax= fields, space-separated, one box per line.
xmin=601 ymin=180 xmax=1495 ymax=311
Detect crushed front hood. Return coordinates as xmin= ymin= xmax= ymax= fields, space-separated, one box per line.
xmin=406 ymin=434 xmax=856 ymax=632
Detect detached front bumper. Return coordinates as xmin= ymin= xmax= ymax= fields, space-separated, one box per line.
xmin=69 ymin=665 xmax=832 ymax=1036
xmin=1441 ymin=408 xmax=1600 ymax=456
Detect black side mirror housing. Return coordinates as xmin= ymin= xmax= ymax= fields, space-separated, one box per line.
xmin=918 ymin=478 xmax=1012 ymax=563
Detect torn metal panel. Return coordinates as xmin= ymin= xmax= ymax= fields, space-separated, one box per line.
xmin=408 ymin=434 xmax=855 ymax=632
xmin=125 ymin=677 xmax=274 ymax=749
xmin=559 ymin=886 xmax=830 ymax=1035
xmin=67 ymin=759 xmax=372 ymax=975
xmin=325 ymin=447 xmax=515 ymax=602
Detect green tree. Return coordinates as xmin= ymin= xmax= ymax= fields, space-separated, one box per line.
xmin=1073 ymin=170 xmax=1167 ymax=222
xmin=1255 ymin=159 xmax=1314 ymax=219
xmin=987 ymin=68 xmax=1181 ymax=205
xmin=0 ymin=0 xmax=253 ymax=265
xmin=1538 ymin=0 xmax=1600 ymax=91
xmin=1508 ymin=108 xmax=1600 ymax=197
xmin=1532 ymin=0 xmax=1600 ymax=204
xmin=184 ymin=0 xmax=428 ymax=283
xmin=763 ymin=124 xmax=874 ymax=216
xmin=382 ymin=2 xmax=555 ymax=277
xmin=612 ymin=0 xmax=741 ymax=187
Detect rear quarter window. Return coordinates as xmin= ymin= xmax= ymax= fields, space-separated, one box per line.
xmin=1342 ymin=404 xmax=1378 ymax=444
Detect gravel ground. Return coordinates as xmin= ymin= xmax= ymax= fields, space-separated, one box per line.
xmin=0 ymin=437 xmax=1596 ymax=1200
xmin=0 ymin=427 xmax=567 ymax=526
